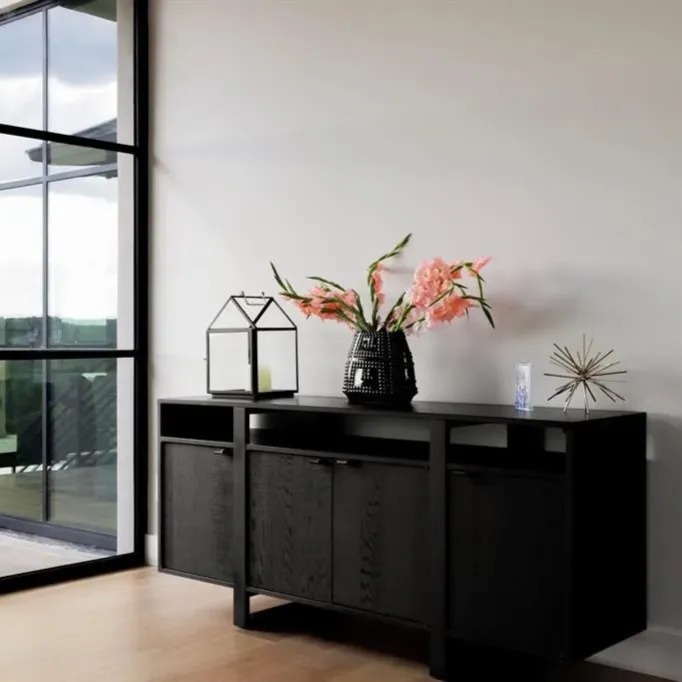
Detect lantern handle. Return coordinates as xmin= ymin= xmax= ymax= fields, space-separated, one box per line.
xmin=240 ymin=290 xmax=268 ymax=307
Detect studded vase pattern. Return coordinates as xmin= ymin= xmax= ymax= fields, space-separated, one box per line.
xmin=342 ymin=330 xmax=418 ymax=407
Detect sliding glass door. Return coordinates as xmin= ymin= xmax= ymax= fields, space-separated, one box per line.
xmin=0 ymin=0 xmax=146 ymax=583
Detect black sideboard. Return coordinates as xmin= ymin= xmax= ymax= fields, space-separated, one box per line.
xmin=157 ymin=396 xmax=646 ymax=679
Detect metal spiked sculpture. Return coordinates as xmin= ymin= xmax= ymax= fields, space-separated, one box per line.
xmin=545 ymin=335 xmax=626 ymax=414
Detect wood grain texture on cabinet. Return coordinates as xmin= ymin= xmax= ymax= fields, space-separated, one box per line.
xmin=161 ymin=444 xmax=234 ymax=584
xmin=333 ymin=462 xmax=429 ymax=623
xmin=448 ymin=471 xmax=565 ymax=658
xmin=249 ymin=452 xmax=332 ymax=602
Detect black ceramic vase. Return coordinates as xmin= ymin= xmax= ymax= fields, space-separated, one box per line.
xmin=342 ymin=330 xmax=417 ymax=407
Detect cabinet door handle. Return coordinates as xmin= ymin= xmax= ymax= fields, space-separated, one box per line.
xmin=335 ymin=459 xmax=361 ymax=467
xmin=450 ymin=469 xmax=494 ymax=484
xmin=213 ymin=448 xmax=229 ymax=455
xmin=309 ymin=457 xmax=330 ymax=466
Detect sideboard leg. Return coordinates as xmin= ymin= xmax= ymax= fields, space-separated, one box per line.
xmin=233 ymin=587 xmax=251 ymax=629
xmin=429 ymin=419 xmax=449 ymax=680
xmin=429 ymin=635 xmax=447 ymax=680
xmin=233 ymin=406 xmax=250 ymax=629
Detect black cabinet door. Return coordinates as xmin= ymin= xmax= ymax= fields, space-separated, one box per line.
xmin=161 ymin=443 xmax=233 ymax=584
xmin=249 ymin=452 xmax=332 ymax=602
xmin=333 ymin=461 xmax=429 ymax=623
xmin=448 ymin=471 xmax=565 ymax=657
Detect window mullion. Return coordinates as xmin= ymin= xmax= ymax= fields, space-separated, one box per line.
xmin=41 ymin=7 xmax=50 ymax=524
xmin=41 ymin=7 xmax=48 ymax=349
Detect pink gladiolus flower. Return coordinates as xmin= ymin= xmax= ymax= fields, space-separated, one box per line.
xmin=272 ymin=233 xmax=494 ymax=333
xmin=428 ymin=295 xmax=472 ymax=327
xmin=471 ymin=257 xmax=491 ymax=273
xmin=391 ymin=305 xmax=427 ymax=335
xmin=409 ymin=257 xmax=454 ymax=310
xmin=294 ymin=287 xmax=358 ymax=327
xmin=407 ymin=256 xmax=487 ymax=329
xmin=370 ymin=263 xmax=386 ymax=305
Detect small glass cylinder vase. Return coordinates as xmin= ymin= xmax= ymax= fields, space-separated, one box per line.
xmin=514 ymin=362 xmax=533 ymax=411
xmin=342 ymin=330 xmax=417 ymax=407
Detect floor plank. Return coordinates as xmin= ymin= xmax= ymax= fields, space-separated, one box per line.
xmin=0 ymin=569 xmax=672 ymax=682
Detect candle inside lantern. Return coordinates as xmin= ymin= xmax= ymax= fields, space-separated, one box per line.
xmin=258 ymin=365 xmax=272 ymax=392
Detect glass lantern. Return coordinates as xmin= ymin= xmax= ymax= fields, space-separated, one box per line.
xmin=206 ymin=294 xmax=299 ymax=399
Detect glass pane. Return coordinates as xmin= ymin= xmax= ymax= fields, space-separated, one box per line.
xmin=255 ymin=300 xmax=296 ymax=329
xmin=208 ymin=332 xmax=251 ymax=394
xmin=0 ymin=359 xmax=127 ymax=576
xmin=47 ymin=0 xmax=134 ymax=144
xmin=0 ymin=360 xmax=43 ymax=521
xmin=258 ymin=330 xmax=297 ymax=392
xmin=0 ymin=133 xmax=45 ymax=184
xmin=209 ymin=299 xmax=252 ymax=331
xmin=48 ymin=358 xmax=133 ymax=547
xmin=0 ymin=185 xmax=43 ymax=348
xmin=0 ymin=13 xmax=42 ymax=129
xmin=47 ymin=158 xmax=134 ymax=348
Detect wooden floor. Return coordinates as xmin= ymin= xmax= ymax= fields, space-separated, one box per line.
xmin=0 ymin=568 xmax=671 ymax=682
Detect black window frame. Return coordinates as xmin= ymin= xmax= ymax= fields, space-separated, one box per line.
xmin=0 ymin=0 xmax=148 ymax=593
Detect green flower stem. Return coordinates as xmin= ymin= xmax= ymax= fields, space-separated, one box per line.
xmin=329 ymin=296 xmax=370 ymax=331
xmin=307 ymin=275 xmax=346 ymax=291
xmin=354 ymin=295 xmax=371 ymax=331
xmin=366 ymin=233 xmax=412 ymax=328
xmin=391 ymin=302 xmax=416 ymax=331
xmin=321 ymin=307 xmax=360 ymax=328
xmin=382 ymin=292 xmax=405 ymax=330
xmin=404 ymin=314 xmax=426 ymax=331
xmin=368 ymin=233 xmax=412 ymax=270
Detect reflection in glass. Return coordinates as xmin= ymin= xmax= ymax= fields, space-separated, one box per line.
xmin=48 ymin=173 xmax=119 ymax=347
xmin=48 ymin=358 xmax=132 ymax=538
xmin=47 ymin=0 xmax=119 ymax=140
xmin=0 ymin=133 xmax=45 ymax=184
xmin=0 ymin=359 xmax=132 ymax=541
xmin=0 ymin=185 xmax=43 ymax=348
xmin=0 ymin=359 xmax=126 ymax=575
xmin=21 ymin=137 xmax=117 ymax=178
xmin=0 ymin=13 xmax=42 ymax=129
xmin=0 ymin=360 xmax=43 ymax=521
xmin=46 ymin=141 xmax=117 ymax=177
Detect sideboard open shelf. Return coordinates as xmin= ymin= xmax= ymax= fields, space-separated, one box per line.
xmin=158 ymin=396 xmax=646 ymax=680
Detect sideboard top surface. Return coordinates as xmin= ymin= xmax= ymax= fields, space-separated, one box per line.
xmin=159 ymin=395 xmax=643 ymax=427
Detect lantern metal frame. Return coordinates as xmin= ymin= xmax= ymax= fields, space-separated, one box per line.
xmin=205 ymin=294 xmax=299 ymax=400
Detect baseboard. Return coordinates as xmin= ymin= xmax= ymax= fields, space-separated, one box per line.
xmin=145 ymin=533 xmax=158 ymax=566
xmin=649 ymin=624 xmax=682 ymax=639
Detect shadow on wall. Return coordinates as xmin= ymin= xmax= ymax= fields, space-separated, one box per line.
xmin=491 ymin=270 xmax=581 ymax=339
xmin=646 ymin=414 xmax=682 ymax=630
xmin=408 ymin=266 xmax=585 ymax=403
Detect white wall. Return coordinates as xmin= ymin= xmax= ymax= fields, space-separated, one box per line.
xmin=151 ymin=0 xmax=682 ymax=632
